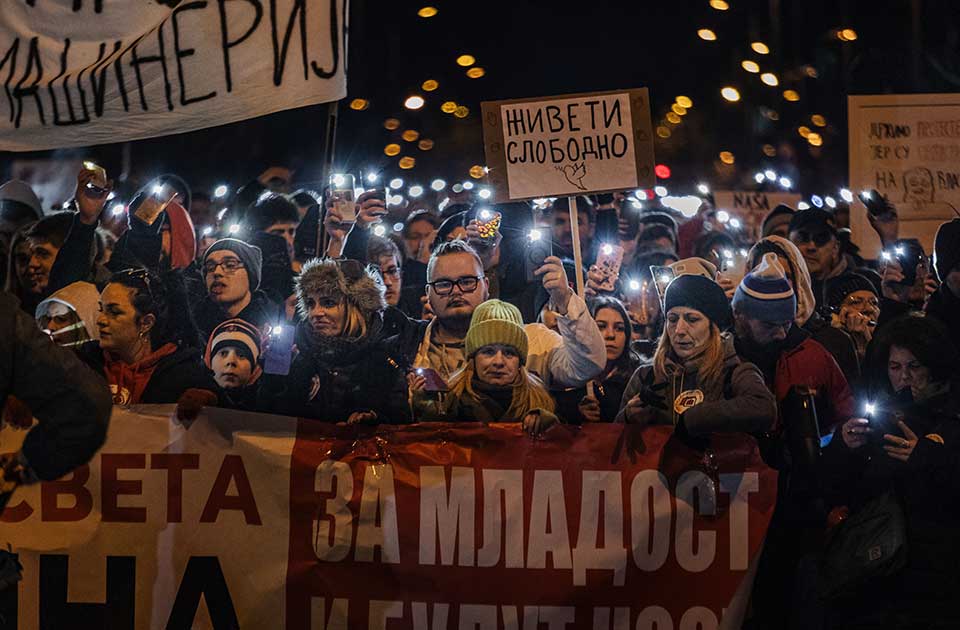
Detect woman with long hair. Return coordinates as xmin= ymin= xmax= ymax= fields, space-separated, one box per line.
xmin=76 ymin=268 xmax=215 ymax=405
xmin=440 ymin=299 xmax=559 ymax=434
xmin=554 ymin=297 xmax=641 ymax=423
xmin=616 ymin=274 xmax=776 ymax=437
xmin=822 ymin=313 xmax=960 ymax=629
xmin=258 ymin=257 xmax=409 ymax=423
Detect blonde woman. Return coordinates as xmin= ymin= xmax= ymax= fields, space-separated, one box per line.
xmin=616 ymin=274 xmax=776 ymax=438
xmin=439 ymin=299 xmax=559 ymax=435
xmin=258 ymin=258 xmax=409 ymax=424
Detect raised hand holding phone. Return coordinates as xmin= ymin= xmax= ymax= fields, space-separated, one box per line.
xmin=75 ymin=161 xmax=112 ymax=225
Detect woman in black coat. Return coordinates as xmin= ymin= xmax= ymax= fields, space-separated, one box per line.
xmin=822 ymin=313 xmax=960 ymax=629
xmin=258 ymin=258 xmax=409 ymax=423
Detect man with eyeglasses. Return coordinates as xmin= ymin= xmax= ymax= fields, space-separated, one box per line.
xmin=392 ymin=239 xmax=605 ymax=398
xmin=731 ymin=254 xmax=856 ymax=627
xmin=192 ymin=238 xmax=275 ymax=341
xmin=825 ymin=273 xmax=881 ymax=362
xmin=788 ymin=208 xmax=866 ymax=313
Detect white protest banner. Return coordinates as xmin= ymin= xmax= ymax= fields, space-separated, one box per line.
xmin=0 ymin=408 xmax=776 ymax=629
xmin=713 ymin=190 xmax=802 ymax=240
xmin=0 ymin=0 xmax=347 ymax=151
xmin=848 ymin=93 xmax=960 ymax=257
xmin=481 ymin=89 xmax=655 ymax=202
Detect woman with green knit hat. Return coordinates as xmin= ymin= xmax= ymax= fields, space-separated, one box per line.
xmin=440 ymin=299 xmax=560 ymax=434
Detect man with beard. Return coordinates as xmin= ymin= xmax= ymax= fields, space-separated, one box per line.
xmin=394 ymin=239 xmax=605 ymax=397
xmin=731 ymin=253 xmax=856 ymax=627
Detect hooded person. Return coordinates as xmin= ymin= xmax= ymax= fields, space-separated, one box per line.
xmin=925 ymin=219 xmax=960 ymax=349
xmin=35 ymin=281 xmax=100 ymax=348
xmin=257 ymin=258 xmax=408 ymax=423
xmin=0 ymin=180 xmax=42 ymax=289
xmin=746 ymin=235 xmax=860 ymax=380
xmin=192 ymin=238 xmax=278 ymax=341
xmin=438 ymin=299 xmax=560 ymax=433
xmin=616 ymin=274 xmax=777 ymax=438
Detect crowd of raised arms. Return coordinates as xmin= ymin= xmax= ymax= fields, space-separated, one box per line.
xmin=0 ymin=162 xmax=958 ymax=627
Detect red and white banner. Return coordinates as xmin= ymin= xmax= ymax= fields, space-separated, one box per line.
xmin=0 ymin=406 xmax=777 ymax=629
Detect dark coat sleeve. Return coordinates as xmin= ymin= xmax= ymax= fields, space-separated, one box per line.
xmin=107 ymin=215 xmax=164 ymax=272
xmin=0 ymin=294 xmax=111 ymax=481
xmin=684 ymin=362 xmax=778 ymax=435
xmin=48 ymin=213 xmax=98 ymax=293
xmin=341 ymin=223 xmax=372 ymax=263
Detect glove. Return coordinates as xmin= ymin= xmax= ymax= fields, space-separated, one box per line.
xmin=637 ymin=369 xmax=668 ymax=410
xmin=176 ymin=389 xmax=218 ymax=423
xmin=2 ymin=396 xmax=33 ymax=429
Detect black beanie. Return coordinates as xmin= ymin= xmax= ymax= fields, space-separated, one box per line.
xmin=203 ymin=238 xmax=263 ymax=292
xmin=247 ymin=193 xmax=300 ymax=233
xmin=825 ymin=273 xmax=878 ymax=312
xmin=664 ymin=274 xmax=732 ymax=331
xmin=934 ymin=219 xmax=960 ymax=282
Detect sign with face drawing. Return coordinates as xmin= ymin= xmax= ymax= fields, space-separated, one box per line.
xmin=849 ymin=93 xmax=960 ymax=256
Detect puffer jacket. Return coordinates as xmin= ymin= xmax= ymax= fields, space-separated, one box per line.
xmin=615 ymin=333 xmax=777 ymax=436
xmin=258 ymin=315 xmax=410 ymax=423
xmin=0 ymin=293 xmax=110 ymax=481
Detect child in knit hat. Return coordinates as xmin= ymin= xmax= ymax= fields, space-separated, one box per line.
xmin=441 ymin=299 xmax=560 ymax=434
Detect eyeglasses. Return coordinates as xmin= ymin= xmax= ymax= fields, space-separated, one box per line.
xmin=203 ymin=257 xmax=245 ymax=275
xmin=791 ymin=229 xmax=834 ymax=247
xmin=427 ymin=276 xmax=482 ymax=296
xmin=843 ymin=295 xmax=879 ymax=310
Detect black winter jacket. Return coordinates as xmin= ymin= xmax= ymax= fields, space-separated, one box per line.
xmin=258 ymin=316 xmax=410 ymax=423
xmin=76 ymin=342 xmax=216 ymax=405
xmin=0 ymin=294 xmax=111 ymax=481
xmin=821 ymin=382 xmax=960 ymax=624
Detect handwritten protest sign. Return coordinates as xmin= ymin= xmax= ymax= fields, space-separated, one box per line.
xmin=0 ymin=406 xmax=776 ymax=629
xmin=713 ymin=191 xmax=802 ymax=240
xmin=481 ymin=89 xmax=655 ymax=202
xmin=0 ymin=0 xmax=346 ymax=151
xmin=849 ymin=94 xmax=960 ymax=256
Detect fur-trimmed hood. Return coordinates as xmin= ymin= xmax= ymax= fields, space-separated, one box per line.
xmin=296 ymin=258 xmax=386 ymax=323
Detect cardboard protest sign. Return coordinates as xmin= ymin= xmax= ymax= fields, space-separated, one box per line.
xmin=713 ymin=191 xmax=802 ymax=240
xmin=481 ymin=89 xmax=655 ymax=201
xmin=848 ymin=94 xmax=960 ymax=257
xmin=0 ymin=407 xmax=776 ymax=629
xmin=0 ymin=0 xmax=347 ymax=151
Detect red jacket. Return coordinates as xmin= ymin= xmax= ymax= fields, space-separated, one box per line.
xmin=738 ymin=327 xmax=855 ymax=434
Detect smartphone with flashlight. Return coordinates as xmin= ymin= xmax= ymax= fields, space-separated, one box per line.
xmin=650 ymin=265 xmax=676 ymax=304
xmin=263 ymin=324 xmax=295 ymax=376
xmin=415 ymin=367 xmax=448 ymax=393
xmin=881 ymin=239 xmax=926 ymax=286
xmin=525 ymin=229 xmax=553 ymax=282
xmin=329 ymin=174 xmax=357 ymax=223
xmin=134 ymin=183 xmax=177 ymax=226
xmin=858 ymin=189 xmax=894 ymax=218
xmin=717 ymin=249 xmax=746 ymax=287
xmin=474 ymin=208 xmax=502 ymax=246
xmin=81 ymin=161 xmax=109 ymax=198
xmin=595 ymin=243 xmax=624 ymax=291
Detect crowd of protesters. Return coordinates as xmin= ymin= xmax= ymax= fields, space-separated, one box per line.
xmin=1 ymin=161 xmax=958 ymax=629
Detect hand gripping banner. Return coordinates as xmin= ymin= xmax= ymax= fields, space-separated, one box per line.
xmin=0 ymin=406 xmax=777 ymax=629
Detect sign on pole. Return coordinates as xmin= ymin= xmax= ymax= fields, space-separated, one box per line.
xmin=713 ymin=191 xmax=802 ymax=241
xmin=848 ymin=93 xmax=960 ymax=257
xmin=0 ymin=0 xmax=347 ymax=151
xmin=481 ymin=89 xmax=656 ymax=202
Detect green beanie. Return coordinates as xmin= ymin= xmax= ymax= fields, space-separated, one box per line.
xmin=465 ymin=299 xmax=528 ymax=364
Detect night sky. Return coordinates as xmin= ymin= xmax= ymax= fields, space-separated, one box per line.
xmin=3 ymin=0 xmax=959 ymax=203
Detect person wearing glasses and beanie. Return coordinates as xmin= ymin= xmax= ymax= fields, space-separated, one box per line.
xmin=258 ymin=258 xmax=409 ymax=424
xmin=191 ymin=238 xmax=278 ymax=341
xmin=76 ymin=268 xmax=216 ymax=405
xmin=615 ymin=273 xmax=776 ymax=437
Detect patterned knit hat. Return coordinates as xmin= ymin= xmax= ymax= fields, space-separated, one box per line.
xmin=204 ymin=318 xmax=263 ymax=369
xmin=732 ymin=252 xmax=797 ymax=323
xmin=465 ymin=299 xmax=528 ymax=364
